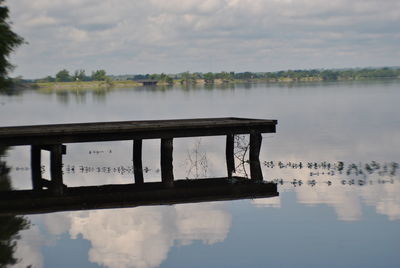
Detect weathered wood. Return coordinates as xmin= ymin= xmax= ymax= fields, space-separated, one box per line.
xmin=30 ymin=145 xmax=42 ymax=191
xmin=161 ymin=138 xmax=174 ymax=185
xmin=0 ymin=118 xmax=277 ymax=146
xmin=50 ymin=144 xmax=64 ymax=195
xmin=250 ymin=132 xmax=263 ymax=180
xmin=226 ymin=134 xmax=235 ymax=178
xmin=40 ymin=144 xmax=66 ymax=154
xmin=133 ymin=139 xmax=144 ymax=184
xmin=0 ymin=177 xmax=278 ymax=215
xmin=40 ymin=179 xmax=53 ymax=188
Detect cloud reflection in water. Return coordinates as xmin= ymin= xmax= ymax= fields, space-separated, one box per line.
xmin=39 ymin=203 xmax=231 ymax=268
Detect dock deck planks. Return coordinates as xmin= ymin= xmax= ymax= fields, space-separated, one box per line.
xmin=0 ymin=117 xmax=277 ymax=145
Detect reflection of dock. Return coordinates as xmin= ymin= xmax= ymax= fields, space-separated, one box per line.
xmin=0 ymin=177 xmax=278 ymax=215
xmin=0 ymin=117 xmax=277 ymax=196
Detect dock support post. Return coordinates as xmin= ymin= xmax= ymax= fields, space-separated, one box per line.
xmin=31 ymin=145 xmax=42 ymax=191
xmin=226 ymin=134 xmax=235 ymax=178
xmin=133 ymin=139 xmax=144 ymax=184
xmin=50 ymin=144 xmax=64 ymax=195
xmin=161 ymin=138 xmax=174 ymax=186
xmin=250 ymin=132 xmax=263 ymax=180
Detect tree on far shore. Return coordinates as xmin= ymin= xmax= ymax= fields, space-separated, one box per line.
xmin=73 ymin=69 xmax=88 ymax=81
xmin=55 ymin=69 xmax=72 ymax=82
xmin=91 ymin=69 xmax=107 ymax=81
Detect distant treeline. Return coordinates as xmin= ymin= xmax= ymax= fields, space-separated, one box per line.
xmin=21 ymin=67 xmax=400 ymax=84
xmin=34 ymin=69 xmax=110 ymax=83
xmin=169 ymin=67 xmax=400 ymax=83
xmin=108 ymin=67 xmax=400 ymax=83
xmin=112 ymin=67 xmax=400 ymax=83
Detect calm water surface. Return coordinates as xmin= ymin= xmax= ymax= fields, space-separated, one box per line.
xmin=1 ymin=81 xmax=399 ymax=268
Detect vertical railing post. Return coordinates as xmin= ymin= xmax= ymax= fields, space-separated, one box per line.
xmin=161 ymin=138 xmax=174 ymax=186
xmin=133 ymin=139 xmax=144 ymax=184
xmin=250 ymin=132 xmax=263 ymax=180
xmin=50 ymin=144 xmax=64 ymax=195
xmin=226 ymin=134 xmax=235 ymax=179
xmin=31 ymin=145 xmax=42 ymax=191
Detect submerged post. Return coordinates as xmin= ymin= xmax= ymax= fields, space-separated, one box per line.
xmin=226 ymin=134 xmax=235 ymax=178
xmin=30 ymin=145 xmax=42 ymax=191
xmin=133 ymin=139 xmax=144 ymax=184
xmin=249 ymin=132 xmax=263 ymax=180
xmin=50 ymin=144 xmax=64 ymax=195
xmin=161 ymin=138 xmax=174 ymax=186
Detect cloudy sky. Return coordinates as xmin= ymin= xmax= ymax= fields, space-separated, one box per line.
xmin=7 ymin=0 xmax=400 ymax=78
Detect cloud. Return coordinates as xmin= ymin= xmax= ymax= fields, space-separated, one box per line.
xmin=261 ymin=161 xmax=400 ymax=221
xmin=295 ymin=182 xmax=363 ymax=221
xmin=14 ymin=225 xmax=45 ymax=268
xmin=361 ymin=183 xmax=400 ymax=221
xmin=252 ymin=196 xmax=281 ymax=208
xmin=7 ymin=0 xmax=400 ymax=78
xmin=25 ymin=15 xmax=58 ymax=27
xmin=40 ymin=203 xmax=231 ymax=268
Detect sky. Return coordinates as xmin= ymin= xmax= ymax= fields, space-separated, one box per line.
xmin=6 ymin=0 xmax=400 ymax=79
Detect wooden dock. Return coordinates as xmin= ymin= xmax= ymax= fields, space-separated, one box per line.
xmin=0 ymin=117 xmax=276 ymax=145
xmin=0 ymin=117 xmax=277 ymax=213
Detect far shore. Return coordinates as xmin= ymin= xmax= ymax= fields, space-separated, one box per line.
xmin=35 ymin=80 xmax=142 ymax=90
xmin=31 ymin=76 xmax=400 ymax=91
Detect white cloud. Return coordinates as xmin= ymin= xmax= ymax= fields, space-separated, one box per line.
xmin=252 ymin=196 xmax=281 ymax=208
xmin=66 ymin=28 xmax=89 ymax=42
xmin=26 ymin=15 xmax=58 ymax=27
xmin=6 ymin=0 xmax=400 ymax=78
xmin=40 ymin=203 xmax=231 ymax=268
xmin=14 ymin=225 xmax=45 ymax=268
xmin=175 ymin=203 xmax=231 ymax=244
xmin=296 ymin=183 xmax=363 ymax=221
xmin=262 ymin=161 xmax=400 ymax=221
xmin=361 ymin=183 xmax=400 ymax=221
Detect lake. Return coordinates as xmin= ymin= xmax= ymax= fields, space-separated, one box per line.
xmin=1 ymin=80 xmax=399 ymax=268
